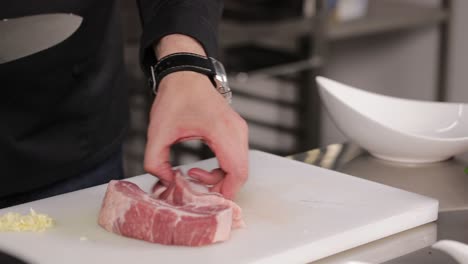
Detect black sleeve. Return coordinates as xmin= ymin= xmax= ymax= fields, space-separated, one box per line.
xmin=137 ymin=0 xmax=223 ymax=76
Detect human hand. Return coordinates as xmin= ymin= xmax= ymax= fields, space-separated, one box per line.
xmin=143 ymin=70 xmax=249 ymax=199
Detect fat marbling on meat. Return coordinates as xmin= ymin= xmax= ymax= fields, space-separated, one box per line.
xmin=98 ymin=171 xmax=244 ymax=246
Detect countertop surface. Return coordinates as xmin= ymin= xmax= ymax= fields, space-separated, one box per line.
xmin=2 ymin=143 xmax=466 ymax=264
xmin=0 ymin=150 xmax=440 ymax=264
xmin=289 ymin=143 xmax=468 ymax=263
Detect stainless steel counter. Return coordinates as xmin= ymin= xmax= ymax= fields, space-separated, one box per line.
xmin=289 ymin=143 xmax=468 ymax=263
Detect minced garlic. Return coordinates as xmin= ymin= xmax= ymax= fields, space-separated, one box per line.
xmin=0 ymin=208 xmax=54 ymax=232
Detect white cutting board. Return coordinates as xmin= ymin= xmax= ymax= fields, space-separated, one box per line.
xmin=0 ymin=150 xmax=438 ymax=264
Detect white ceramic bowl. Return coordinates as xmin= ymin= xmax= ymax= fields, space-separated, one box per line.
xmin=316 ymin=76 xmax=468 ymax=163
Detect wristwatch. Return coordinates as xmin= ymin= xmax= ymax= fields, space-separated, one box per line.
xmin=149 ymin=52 xmax=232 ymax=104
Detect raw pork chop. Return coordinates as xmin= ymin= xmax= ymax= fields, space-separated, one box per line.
xmin=98 ymin=172 xmax=244 ymax=246
xmin=152 ymin=172 xmax=245 ymax=228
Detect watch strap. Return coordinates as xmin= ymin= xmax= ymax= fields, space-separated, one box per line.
xmin=150 ymin=52 xmax=216 ymax=94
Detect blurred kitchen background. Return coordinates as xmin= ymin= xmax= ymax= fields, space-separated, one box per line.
xmin=120 ymin=0 xmax=468 ymax=177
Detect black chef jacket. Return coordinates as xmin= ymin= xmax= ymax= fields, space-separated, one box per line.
xmin=0 ymin=0 xmax=222 ymax=198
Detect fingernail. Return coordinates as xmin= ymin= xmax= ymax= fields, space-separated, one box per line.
xmin=188 ymin=170 xmax=202 ymax=178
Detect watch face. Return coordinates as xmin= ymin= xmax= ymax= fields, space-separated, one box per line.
xmin=210 ymin=57 xmax=228 ymax=86
xmin=214 ymin=78 xmax=232 ymax=104
xmin=211 ymin=57 xmax=232 ymax=103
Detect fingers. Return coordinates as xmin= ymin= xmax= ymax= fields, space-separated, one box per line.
xmin=206 ymin=116 xmax=249 ymax=199
xmin=210 ymin=181 xmax=223 ymax=194
xmin=144 ymin=122 xmax=175 ymax=184
xmin=188 ymin=168 xmax=225 ymax=185
xmin=151 ymin=181 xmax=167 ymax=196
xmin=188 ymin=167 xmax=245 ymax=200
xmin=219 ymin=168 xmax=247 ymax=200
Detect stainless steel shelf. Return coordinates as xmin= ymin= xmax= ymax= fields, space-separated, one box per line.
xmin=329 ymin=1 xmax=448 ymax=40
xmin=220 ymin=0 xmax=448 ymax=47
